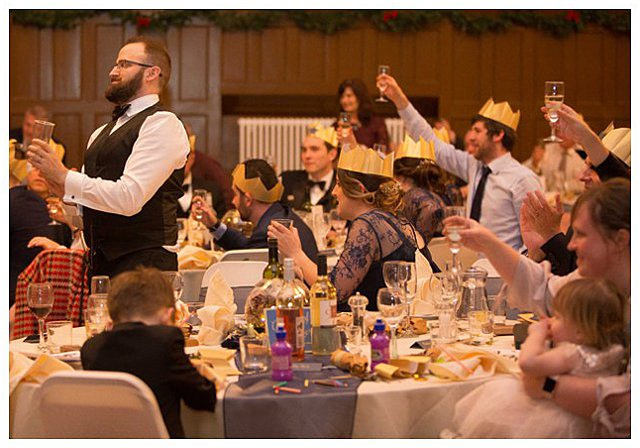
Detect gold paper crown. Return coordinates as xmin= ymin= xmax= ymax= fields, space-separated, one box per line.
xmin=232 ymin=163 xmax=284 ymax=203
xmin=395 ymin=134 xmax=436 ymax=161
xmin=307 ymin=122 xmax=338 ymax=148
xmin=432 ymin=127 xmax=450 ymax=144
xmin=338 ymin=144 xmax=394 ymax=179
xmin=477 ymin=98 xmax=520 ymax=131
xmin=602 ymin=127 xmax=631 ymax=167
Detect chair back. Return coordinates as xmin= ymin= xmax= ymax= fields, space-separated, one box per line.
xmin=37 ymin=370 xmax=169 ymax=438
xmin=427 ymin=237 xmax=480 ymax=271
xmin=219 ymin=248 xmax=268 ymax=262
xmin=201 ymin=261 xmax=267 ymax=288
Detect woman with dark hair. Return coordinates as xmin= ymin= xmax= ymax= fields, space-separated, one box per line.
xmin=269 ymin=145 xmax=439 ymax=310
xmin=335 ymin=78 xmax=389 ymax=148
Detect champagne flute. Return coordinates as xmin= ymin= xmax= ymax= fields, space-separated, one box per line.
xmin=27 ymin=283 xmax=54 ymax=352
xmin=543 ymin=81 xmax=565 ymax=143
xmin=444 ymin=206 xmax=466 ymax=273
xmin=46 ymin=195 xmax=62 ymax=226
xmin=376 ymin=65 xmax=390 ymax=102
xmin=401 ymin=261 xmax=417 ymax=334
xmin=339 ymin=112 xmax=351 ymax=138
xmin=192 ymin=189 xmax=208 ymax=221
xmin=377 ymin=287 xmax=406 ymax=358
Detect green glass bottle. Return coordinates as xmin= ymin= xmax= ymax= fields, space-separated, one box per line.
xmin=262 ymin=238 xmax=284 ymax=280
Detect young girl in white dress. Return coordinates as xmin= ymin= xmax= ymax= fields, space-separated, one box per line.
xmin=445 ymin=277 xmax=627 ymax=438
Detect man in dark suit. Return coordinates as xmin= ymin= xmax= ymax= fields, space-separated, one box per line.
xmin=280 ymin=124 xmax=338 ymax=213
xmin=81 ymin=267 xmax=218 ymax=438
xmin=197 ymin=159 xmax=318 ymax=262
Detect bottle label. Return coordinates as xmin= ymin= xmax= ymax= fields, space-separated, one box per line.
xmin=272 ymin=354 xmax=291 ymax=371
xmin=319 ymin=299 xmax=337 ymax=326
xmin=295 ymin=315 xmax=305 ymax=349
xmin=371 ymin=347 xmax=389 ymax=362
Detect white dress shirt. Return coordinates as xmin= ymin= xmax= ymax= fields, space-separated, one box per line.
xmin=398 ymin=103 xmax=542 ymax=251
xmin=64 ymin=94 xmax=189 ymax=217
xmin=309 ymin=169 xmax=334 ymax=205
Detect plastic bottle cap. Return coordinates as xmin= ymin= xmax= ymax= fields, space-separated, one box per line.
xmin=276 ymin=323 xmax=286 ymax=339
xmin=373 ymin=318 xmax=386 ymax=332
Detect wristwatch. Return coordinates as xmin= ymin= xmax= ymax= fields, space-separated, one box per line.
xmin=542 ymin=376 xmax=557 ymax=396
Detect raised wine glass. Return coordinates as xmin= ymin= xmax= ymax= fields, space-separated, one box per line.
xmin=377 ymin=287 xmax=406 ymax=358
xmin=543 ymin=81 xmax=565 ymax=143
xmin=444 ymin=206 xmax=466 ymax=277
xmin=376 ymin=65 xmax=390 ymax=102
xmin=192 ymin=189 xmax=208 ymax=221
xmin=27 ymin=283 xmax=54 ymax=352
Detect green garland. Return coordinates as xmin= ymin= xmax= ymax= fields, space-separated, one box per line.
xmin=10 ymin=10 xmax=630 ymax=37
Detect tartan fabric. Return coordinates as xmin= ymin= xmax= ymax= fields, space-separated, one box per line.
xmin=12 ymin=249 xmax=89 ymax=340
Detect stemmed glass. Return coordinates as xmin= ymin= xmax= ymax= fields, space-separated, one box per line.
xmin=329 ymin=210 xmax=347 ymax=251
xmin=543 ymin=81 xmax=565 ymax=143
xmin=192 ymin=189 xmax=208 ymax=221
xmin=27 ymin=283 xmax=54 ymax=352
xmin=444 ymin=206 xmax=466 ymax=276
xmin=429 ymin=270 xmax=461 ymax=344
xmin=383 ymin=261 xmax=417 ymax=335
xmin=313 ymin=212 xmax=332 ymax=251
xmin=46 ymin=195 xmax=62 ymax=226
xmin=377 ymin=287 xmax=406 ymax=359
xmin=376 ymin=65 xmax=390 ymax=102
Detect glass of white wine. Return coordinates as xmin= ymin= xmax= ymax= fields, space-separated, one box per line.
xmin=376 ymin=65 xmax=390 ymax=102
xmin=444 ymin=205 xmax=466 ymax=274
xmin=27 ymin=283 xmax=54 ymax=352
xmin=543 ymin=81 xmax=565 ymax=143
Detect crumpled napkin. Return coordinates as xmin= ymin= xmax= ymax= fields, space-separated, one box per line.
xmin=428 ymin=343 xmax=519 ymax=381
xmin=10 ymin=351 xmax=73 ymax=395
xmin=197 ymin=271 xmax=238 ymax=345
xmin=177 ymin=245 xmax=221 ymax=270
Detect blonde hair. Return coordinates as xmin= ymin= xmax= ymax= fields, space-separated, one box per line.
xmin=337 ymin=169 xmax=403 ymax=214
xmin=552 ymin=278 xmax=627 ymax=350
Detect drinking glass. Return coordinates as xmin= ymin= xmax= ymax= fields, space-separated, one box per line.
xmin=400 ymin=262 xmax=417 ymax=334
xmin=313 ymin=213 xmax=331 ymax=251
xmin=543 ymin=81 xmax=565 ymax=143
xmin=162 ymin=271 xmax=184 ymax=302
xmin=33 ymin=120 xmax=55 ymax=143
xmin=444 ymin=206 xmax=466 ymax=272
xmin=46 ymin=195 xmax=62 ymax=226
xmin=271 ymin=218 xmax=293 ymax=229
xmin=339 ymin=112 xmax=351 ymax=138
xmin=376 ymin=65 xmax=390 ymax=102
xmin=86 ymin=293 xmax=109 ymax=316
xmin=429 ymin=272 xmax=460 ymax=344
xmin=177 ymin=218 xmax=187 ymax=245
xmin=27 ymin=283 xmax=54 ymax=352
xmin=192 ymin=189 xmax=208 ymax=221
xmin=240 ymin=335 xmax=270 ymax=374
xmin=47 ymin=320 xmax=72 ymax=353
xmin=91 ymin=275 xmax=110 ymax=295
xmin=84 ymin=307 xmax=109 ymax=339
xmin=377 ymin=287 xmax=406 ymax=359
xmin=382 ymin=261 xmax=404 ymax=291
xmin=340 ymin=325 xmax=363 ymax=354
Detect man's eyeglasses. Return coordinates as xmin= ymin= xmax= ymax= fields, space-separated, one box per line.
xmin=113 ymin=59 xmax=162 ymax=76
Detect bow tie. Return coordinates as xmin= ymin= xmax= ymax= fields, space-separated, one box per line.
xmin=307 ymin=179 xmax=326 ymax=190
xmin=112 ymin=104 xmax=130 ymax=121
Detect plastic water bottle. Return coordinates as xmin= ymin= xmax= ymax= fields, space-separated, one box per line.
xmin=369 ymin=318 xmax=390 ymax=369
xmin=271 ymin=323 xmax=293 ymax=381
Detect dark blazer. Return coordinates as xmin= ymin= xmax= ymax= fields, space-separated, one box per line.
xmin=177 ymin=176 xmax=228 ymax=219
xmin=216 ymin=202 xmax=319 ymax=262
xmin=541 ymin=229 xmax=576 ymax=276
xmin=280 ymin=170 xmax=337 ymax=213
xmin=81 ymin=322 xmax=216 ymax=438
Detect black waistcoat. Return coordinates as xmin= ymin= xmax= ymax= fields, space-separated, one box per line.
xmin=83 ymin=104 xmax=184 ymax=261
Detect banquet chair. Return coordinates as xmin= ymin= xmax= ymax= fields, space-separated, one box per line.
xmin=201 ymin=261 xmax=268 ymax=310
xmin=219 ymin=248 xmax=268 ymax=262
xmin=36 ymin=370 xmax=169 ymax=438
xmin=427 ymin=237 xmax=479 ymax=271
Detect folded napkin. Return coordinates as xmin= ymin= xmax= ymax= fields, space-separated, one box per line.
xmin=177 ymin=245 xmax=221 ymax=270
xmin=194 ymin=347 xmax=241 ymax=378
xmin=428 ymin=343 xmax=519 ymax=381
xmin=374 ymin=356 xmax=431 ymax=379
xmin=197 ymin=271 xmax=237 ymax=345
xmin=10 ymin=351 xmax=73 ymax=395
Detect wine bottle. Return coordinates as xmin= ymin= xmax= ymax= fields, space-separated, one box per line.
xmin=310 ymin=254 xmax=340 ymax=355
xmin=276 ymin=258 xmax=307 ymax=361
xmin=262 ymin=238 xmax=283 ymax=279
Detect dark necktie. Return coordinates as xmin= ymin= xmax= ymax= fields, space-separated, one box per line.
xmin=307 ymin=179 xmax=326 ymax=190
xmin=469 ymin=165 xmax=492 ymax=221
xmin=112 ymin=104 xmax=130 ymax=121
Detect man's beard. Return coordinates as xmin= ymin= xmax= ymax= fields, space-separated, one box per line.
xmin=105 ymin=69 xmax=144 ymax=104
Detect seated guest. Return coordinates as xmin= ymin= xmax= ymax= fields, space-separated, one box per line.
xmin=9 ymin=105 xmax=66 ymax=183
xmin=177 ymin=130 xmax=227 ymax=218
xmin=81 ymin=267 xmax=218 ymax=438
xmin=539 ymin=128 xmax=585 ymax=195
xmin=9 ymin=167 xmax=70 ymax=307
xmin=281 ymin=124 xmax=338 ymax=212
xmin=270 ymin=145 xmax=439 ymax=311
xmin=197 ymin=159 xmax=318 ymax=261
xmin=393 ymin=135 xmax=446 ymax=242
xmin=334 ymin=78 xmax=389 ymax=148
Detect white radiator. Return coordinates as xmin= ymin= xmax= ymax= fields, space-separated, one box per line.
xmin=238 ymin=117 xmax=405 ymax=173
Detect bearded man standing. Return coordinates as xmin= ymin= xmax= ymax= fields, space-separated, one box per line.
xmin=28 ymin=36 xmax=189 ymax=277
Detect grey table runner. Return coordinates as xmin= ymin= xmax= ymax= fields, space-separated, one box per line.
xmin=223 ymin=355 xmax=361 ymax=438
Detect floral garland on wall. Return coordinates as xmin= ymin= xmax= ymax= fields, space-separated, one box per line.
xmin=11 ymin=10 xmax=630 ymax=37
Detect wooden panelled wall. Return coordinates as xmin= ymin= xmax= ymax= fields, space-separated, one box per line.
xmin=10 ymin=16 xmax=630 ymax=171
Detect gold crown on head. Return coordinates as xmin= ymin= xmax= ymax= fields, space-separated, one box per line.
xmin=432 ymin=127 xmax=450 ymax=144
xmin=338 ymin=144 xmax=394 ymax=179
xmin=232 ymin=163 xmax=284 ymax=203
xmin=307 ymin=122 xmax=338 ymax=148
xmin=478 ymin=98 xmax=520 ymax=131
xmin=395 ymin=134 xmax=436 ymax=161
